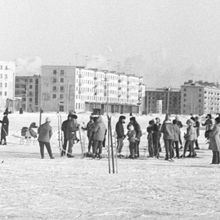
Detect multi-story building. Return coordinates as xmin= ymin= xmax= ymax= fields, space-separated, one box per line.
xmin=0 ymin=61 xmax=15 ymax=111
xmin=181 ymin=80 xmax=220 ymax=115
xmin=144 ymin=88 xmax=181 ymax=114
xmin=15 ymin=75 xmax=41 ymax=112
xmin=41 ymin=65 xmax=145 ymax=113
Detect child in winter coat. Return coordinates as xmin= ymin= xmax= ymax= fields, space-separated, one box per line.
xmin=127 ymin=124 xmax=136 ymax=159
xmin=182 ymin=119 xmax=197 ymax=158
xmin=173 ymin=120 xmax=180 ymax=158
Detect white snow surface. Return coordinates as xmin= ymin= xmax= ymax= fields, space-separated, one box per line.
xmin=0 ymin=112 xmax=220 ymax=220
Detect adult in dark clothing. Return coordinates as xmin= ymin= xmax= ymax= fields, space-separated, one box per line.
xmin=92 ymin=116 xmax=107 ymax=159
xmin=173 ymin=119 xmax=180 ymax=158
xmin=147 ymin=120 xmax=154 ymax=157
xmin=115 ymin=115 xmax=126 ymax=157
xmin=152 ymin=117 xmax=162 ymax=157
xmin=65 ymin=114 xmax=79 ymax=158
xmin=82 ymin=115 xmax=95 ymax=154
xmin=127 ymin=117 xmax=142 ymax=158
xmin=161 ymin=114 xmax=175 ymax=160
xmin=0 ymin=112 xmax=9 ymax=145
xmin=61 ymin=114 xmax=72 ymax=156
xmin=194 ymin=116 xmax=200 ymax=149
xmin=38 ymin=117 xmax=54 ymax=159
xmin=202 ymin=114 xmax=213 ymax=139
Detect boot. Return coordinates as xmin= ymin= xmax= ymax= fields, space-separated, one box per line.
xmin=216 ymin=152 xmax=220 ymax=164
xmin=211 ymin=151 xmax=217 ymax=164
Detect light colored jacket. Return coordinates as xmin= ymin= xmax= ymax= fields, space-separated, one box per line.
xmin=209 ymin=124 xmax=220 ymax=152
xmin=93 ymin=116 xmax=107 ymax=141
xmin=185 ymin=126 xmax=197 ymax=141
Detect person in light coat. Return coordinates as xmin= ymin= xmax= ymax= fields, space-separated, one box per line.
xmin=209 ymin=117 xmax=220 ymax=164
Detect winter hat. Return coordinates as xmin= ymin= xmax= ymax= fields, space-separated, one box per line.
xmin=45 ymin=117 xmax=51 ymax=123
xmin=186 ymin=119 xmax=194 ymax=125
xmin=215 ymin=117 xmax=220 ymax=124
xmin=119 ymin=115 xmax=126 ymax=121
xmin=206 ymin=114 xmax=212 ymax=119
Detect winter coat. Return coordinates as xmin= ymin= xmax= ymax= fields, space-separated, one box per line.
xmin=203 ymin=119 xmax=213 ymax=131
xmin=152 ymin=123 xmax=161 ymax=140
xmin=173 ymin=124 xmax=180 ymax=142
xmin=184 ymin=126 xmax=197 ymax=141
xmin=161 ymin=120 xmax=175 ymax=140
xmin=38 ymin=122 xmax=52 ymax=143
xmin=65 ymin=119 xmax=79 ymax=140
xmin=194 ymin=121 xmax=200 ymax=137
xmin=127 ymin=121 xmax=142 ymax=140
xmin=176 ymin=120 xmax=183 ymax=128
xmin=0 ymin=115 xmax=9 ymax=136
xmin=93 ymin=116 xmax=107 ymax=141
xmin=209 ymin=124 xmax=220 ymax=152
xmin=116 ymin=121 xmax=125 ymax=139
xmin=147 ymin=125 xmax=154 ymax=140
xmin=85 ymin=120 xmax=95 ymax=139
xmin=127 ymin=130 xmax=136 ymax=143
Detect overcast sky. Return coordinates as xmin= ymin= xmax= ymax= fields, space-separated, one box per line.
xmin=1 ymin=0 xmax=220 ymax=87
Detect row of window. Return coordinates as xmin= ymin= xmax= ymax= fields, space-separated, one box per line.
xmin=0 ymin=65 xmax=9 ymax=70
xmin=0 ymin=74 xmax=8 ymax=79
xmin=52 ymin=86 xmax=64 ymax=92
xmin=0 ymin=82 xmax=7 ymax=87
xmin=0 ymin=91 xmax=7 ymax=96
xmin=52 ymin=78 xmax=64 ymax=83
xmin=53 ymin=70 xmax=65 ymax=75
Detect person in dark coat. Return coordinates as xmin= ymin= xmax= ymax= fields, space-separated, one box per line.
xmin=152 ymin=117 xmax=162 ymax=157
xmin=175 ymin=115 xmax=183 ymax=148
xmin=82 ymin=115 xmax=95 ymax=154
xmin=202 ymin=114 xmax=213 ymax=140
xmin=0 ymin=112 xmax=9 ymax=145
xmin=209 ymin=117 xmax=220 ymax=164
xmin=61 ymin=114 xmax=72 ymax=156
xmin=194 ymin=116 xmax=200 ymax=149
xmin=37 ymin=117 xmax=54 ymax=159
xmin=65 ymin=114 xmax=79 ymax=158
xmin=147 ymin=120 xmax=154 ymax=157
xmin=115 ymin=115 xmax=126 ymax=157
xmin=92 ymin=115 xmax=107 ymax=159
xmin=127 ymin=117 xmax=142 ymax=158
xmin=161 ymin=114 xmax=175 ymax=160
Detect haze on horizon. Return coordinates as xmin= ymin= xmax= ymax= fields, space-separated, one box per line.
xmin=1 ymin=0 xmax=220 ymax=88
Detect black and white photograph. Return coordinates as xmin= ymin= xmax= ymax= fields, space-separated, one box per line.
xmin=0 ymin=0 xmax=220 ymax=219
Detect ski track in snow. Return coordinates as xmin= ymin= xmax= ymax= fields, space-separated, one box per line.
xmin=0 ymin=112 xmax=220 ymax=219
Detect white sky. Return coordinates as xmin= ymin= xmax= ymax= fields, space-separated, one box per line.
xmin=1 ymin=0 xmax=220 ymax=86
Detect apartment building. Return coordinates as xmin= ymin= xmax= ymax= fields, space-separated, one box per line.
xmin=41 ymin=65 xmax=144 ymax=113
xmin=15 ymin=75 xmax=41 ymax=112
xmin=0 ymin=61 xmax=15 ymax=111
xmin=181 ymin=80 xmax=220 ymax=115
xmin=144 ymin=88 xmax=181 ymax=114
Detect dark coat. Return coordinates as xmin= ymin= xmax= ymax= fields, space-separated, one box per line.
xmin=115 ymin=121 xmax=125 ymax=139
xmin=86 ymin=120 xmax=95 ymax=139
xmin=38 ymin=122 xmax=52 ymax=143
xmin=127 ymin=130 xmax=136 ymax=143
xmin=65 ymin=119 xmax=79 ymax=140
xmin=127 ymin=121 xmax=142 ymax=140
xmin=0 ymin=115 xmax=9 ymax=136
xmin=173 ymin=124 xmax=180 ymax=142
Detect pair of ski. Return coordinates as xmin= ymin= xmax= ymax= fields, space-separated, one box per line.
xmin=107 ymin=115 xmax=118 ymax=174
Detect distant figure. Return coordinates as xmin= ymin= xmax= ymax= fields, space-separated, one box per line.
xmin=203 ymin=114 xmax=213 ymax=139
xmin=152 ymin=117 xmax=162 ymax=157
xmin=173 ymin=119 xmax=181 ymax=158
xmin=0 ymin=112 xmax=9 ymax=145
xmin=147 ymin=120 xmax=154 ymax=158
xmin=194 ymin=116 xmax=200 ymax=149
xmin=127 ymin=124 xmax=136 ymax=159
xmin=209 ymin=117 xmax=220 ymax=164
xmin=175 ymin=115 xmax=183 ymax=148
xmin=115 ymin=115 xmax=126 ymax=157
xmin=38 ymin=117 xmax=54 ymax=159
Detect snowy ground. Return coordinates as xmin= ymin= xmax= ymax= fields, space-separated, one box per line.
xmin=0 ymin=112 xmax=220 ymax=219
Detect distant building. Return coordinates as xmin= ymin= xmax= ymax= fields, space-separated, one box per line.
xmin=144 ymin=88 xmax=181 ymax=114
xmin=15 ymin=75 xmax=41 ymax=112
xmin=41 ymin=65 xmax=145 ymax=113
xmin=0 ymin=61 xmax=15 ymax=111
xmin=181 ymin=80 xmax=220 ymax=115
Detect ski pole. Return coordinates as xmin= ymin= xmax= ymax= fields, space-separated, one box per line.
xmin=107 ymin=115 xmax=111 ymax=174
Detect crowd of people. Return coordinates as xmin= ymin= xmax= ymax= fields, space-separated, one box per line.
xmin=1 ymin=108 xmax=220 ymax=164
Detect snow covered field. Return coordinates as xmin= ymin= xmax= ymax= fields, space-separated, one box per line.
xmin=0 ymin=112 xmax=220 ymax=219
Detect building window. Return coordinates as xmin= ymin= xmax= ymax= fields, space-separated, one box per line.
xmin=60 ymin=78 xmax=64 ymax=83
xmin=59 ymin=105 xmax=64 ymax=111
xmin=52 ymin=94 xmax=56 ymax=99
xmin=60 ymin=70 xmax=64 ymax=75
xmin=0 ymin=91 xmax=2 ymax=95
xmin=5 ymin=83 xmax=7 ymax=87
xmin=29 ymin=85 xmax=33 ymax=89
xmin=53 ymin=86 xmax=56 ymax=91
xmin=5 ymin=74 xmax=7 ymax=79
xmin=29 ymin=98 xmax=32 ymax=102
xmin=60 ymin=86 xmax=64 ymax=92
xmin=60 ymin=94 xmax=64 ymax=99
xmin=0 ymin=83 xmax=2 ymax=87
xmin=4 ymin=91 xmax=7 ymax=96
xmin=29 ymin=79 xmax=33 ymax=83
xmin=53 ymin=70 xmax=57 ymax=75
xmin=53 ymin=78 xmax=57 ymax=83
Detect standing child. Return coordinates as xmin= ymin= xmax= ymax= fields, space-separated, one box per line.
xmin=146 ymin=120 xmax=154 ymax=157
xmin=127 ymin=124 xmax=136 ymax=159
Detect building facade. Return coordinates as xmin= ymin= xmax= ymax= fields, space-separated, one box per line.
xmin=15 ymin=75 xmax=41 ymax=112
xmin=41 ymin=65 xmax=145 ymax=113
xmin=181 ymin=80 xmax=220 ymax=115
xmin=0 ymin=61 xmax=15 ymax=111
xmin=144 ymin=88 xmax=181 ymax=114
